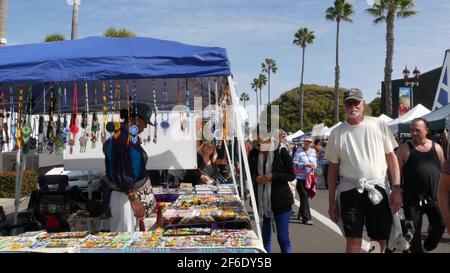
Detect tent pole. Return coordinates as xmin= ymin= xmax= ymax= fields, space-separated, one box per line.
xmin=228 ymin=76 xmax=262 ymax=241
xmin=238 ymin=139 xmax=245 ymax=201
xmin=223 ymin=138 xmax=239 ymax=197
xmin=231 ymin=138 xmax=235 ymax=167
xmin=13 ymin=147 xmax=21 ymax=235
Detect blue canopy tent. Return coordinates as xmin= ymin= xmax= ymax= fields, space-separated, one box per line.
xmin=0 ymin=37 xmax=262 ymax=240
xmin=0 ymin=36 xmax=231 ymax=83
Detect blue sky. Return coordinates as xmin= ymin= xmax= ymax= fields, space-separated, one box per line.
xmin=6 ymin=0 xmax=450 ymax=124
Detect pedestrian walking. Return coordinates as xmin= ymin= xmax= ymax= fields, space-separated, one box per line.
xmin=326 ymin=88 xmax=402 ymax=253
xmin=293 ymin=135 xmax=317 ymax=225
xmin=397 ymin=118 xmax=446 ymax=252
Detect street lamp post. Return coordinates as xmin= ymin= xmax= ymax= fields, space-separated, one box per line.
xmin=403 ymin=66 xmax=421 ymax=107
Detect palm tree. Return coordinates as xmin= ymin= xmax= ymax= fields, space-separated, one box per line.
xmin=293 ymin=27 xmax=315 ymax=130
xmin=0 ymin=0 xmax=8 ymax=47
xmin=251 ymin=78 xmax=260 ymax=131
xmin=44 ymin=34 xmax=66 ymax=42
xmin=257 ymin=74 xmax=267 ymax=111
xmin=104 ymin=27 xmax=137 ymax=38
xmin=240 ymin=92 xmax=250 ymax=108
xmin=366 ymin=0 xmax=417 ymax=116
xmin=71 ymin=0 xmax=80 ymax=40
xmin=325 ymin=0 xmax=354 ymax=124
xmin=261 ymin=58 xmax=277 ymax=105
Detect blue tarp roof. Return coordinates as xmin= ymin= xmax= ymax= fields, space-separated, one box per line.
xmin=0 ymin=36 xmax=232 ymax=83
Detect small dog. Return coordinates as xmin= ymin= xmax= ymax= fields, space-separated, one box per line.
xmin=387 ymin=216 xmax=415 ymax=253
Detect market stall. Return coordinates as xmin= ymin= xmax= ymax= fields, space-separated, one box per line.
xmin=0 ymin=36 xmax=262 ymax=244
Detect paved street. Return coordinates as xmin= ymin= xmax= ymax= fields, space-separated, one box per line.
xmin=247 ymin=188 xmax=450 ymax=253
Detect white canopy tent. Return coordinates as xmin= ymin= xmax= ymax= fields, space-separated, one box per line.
xmin=387 ymin=104 xmax=431 ymax=134
xmin=323 ymin=122 xmax=342 ymax=138
xmin=286 ymin=129 xmax=304 ymax=142
xmin=378 ymin=114 xmax=393 ymax=123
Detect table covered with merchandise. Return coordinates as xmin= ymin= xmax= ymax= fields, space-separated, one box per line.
xmin=0 ymin=229 xmax=265 ymax=253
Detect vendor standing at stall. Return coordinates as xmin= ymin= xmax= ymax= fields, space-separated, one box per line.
xmin=184 ymin=141 xmax=219 ymax=186
xmin=101 ymin=102 xmax=156 ymax=232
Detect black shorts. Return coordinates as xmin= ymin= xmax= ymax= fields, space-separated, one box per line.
xmin=340 ymin=186 xmax=392 ymax=240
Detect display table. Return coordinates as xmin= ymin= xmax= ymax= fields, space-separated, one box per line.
xmin=162 ymin=195 xmax=251 ymax=230
xmin=0 ymin=229 xmax=265 ymax=253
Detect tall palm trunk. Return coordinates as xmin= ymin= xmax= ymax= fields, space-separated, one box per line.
xmin=0 ymin=0 xmax=8 ymax=47
xmin=71 ymin=1 xmax=79 ymax=40
xmin=385 ymin=10 xmax=395 ymax=116
xmin=334 ymin=20 xmax=341 ymax=124
xmin=267 ymin=71 xmax=271 ymax=105
xmin=259 ymin=86 xmax=263 ymax=113
xmin=256 ymin=90 xmax=259 ymax=135
xmin=300 ymin=46 xmax=306 ymax=130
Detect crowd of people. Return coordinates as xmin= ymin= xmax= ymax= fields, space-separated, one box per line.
xmin=99 ymin=90 xmax=450 ymax=254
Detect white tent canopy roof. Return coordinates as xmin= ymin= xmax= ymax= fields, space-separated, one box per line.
xmin=378 ymin=114 xmax=393 ymax=123
xmin=324 ymin=122 xmax=342 ymax=137
xmin=286 ymin=129 xmax=304 ymax=142
xmin=387 ymin=104 xmax=431 ymax=133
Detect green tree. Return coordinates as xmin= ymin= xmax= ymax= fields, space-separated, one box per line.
xmin=293 ymin=27 xmax=315 ymax=130
xmin=104 ymin=27 xmax=137 ymax=37
xmin=261 ymin=58 xmax=277 ymax=105
xmin=325 ymin=0 xmax=354 ymax=124
xmin=0 ymin=0 xmax=8 ymax=46
xmin=240 ymin=92 xmax=250 ymax=108
xmin=366 ymin=0 xmax=417 ymax=116
xmin=44 ymin=33 xmax=66 ymax=42
xmin=368 ymin=97 xmax=382 ymax=116
xmin=268 ymin=84 xmax=347 ymax=132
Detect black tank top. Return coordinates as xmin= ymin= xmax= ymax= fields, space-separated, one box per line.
xmin=403 ymin=141 xmax=440 ymax=202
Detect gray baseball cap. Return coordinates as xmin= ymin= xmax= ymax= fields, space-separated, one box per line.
xmin=344 ymin=89 xmax=364 ymax=102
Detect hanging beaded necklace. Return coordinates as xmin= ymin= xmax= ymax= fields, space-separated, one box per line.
xmin=61 ymin=86 xmax=69 ymax=149
xmin=54 ymin=85 xmax=64 ymax=155
xmin=79 ymin=82 xmax=89 ymax=153
xmin=16 ymin=85 xmax=24 ymax=149
xmin=178 ymin=79 xmax=186 ymax=132
xmin=101 ymin=81 xmax=108 ymax=143
xmin=46 ymin=85 xmax=56 ymax=154
xmin=129 ymin=80 xmax=138 ymax=145
xmin=0 ymin=90 xmax=4 ymax=147
xmin=21 ymin=86 xmax=32 ymax=146
xmin=69 ymin=81 xmax=79 ymax=154
xmin=152 ymin=79 xmax=158 ymax=144
xmin=184 ymin=78 xmax=190 ymax=133
xmin=160 ymin=79 xmax=170 ymax=134
xmin=8 ymin=86 xmax=16 ymax=150
xmin=0 ymin=90 xmax=7 ymax=151
xmin=113 ymin=81 xmax=121 ymax=139
xmin=91 ymin=82 xmax=100 ymax=148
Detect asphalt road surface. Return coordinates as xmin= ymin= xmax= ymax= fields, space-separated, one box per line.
xmin=247 ymin=188 xmax=450 ymax=253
